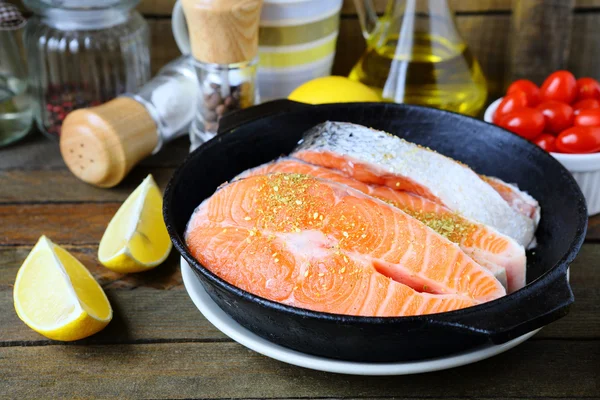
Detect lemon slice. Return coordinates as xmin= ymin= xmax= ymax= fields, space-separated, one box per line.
xmin=98 ymin=174 xmax=171 ymax=273
xmin=14 ymin=236 xmax=112 ymax=341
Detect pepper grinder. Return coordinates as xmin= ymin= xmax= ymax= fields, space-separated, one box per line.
xmin=181 ymin=0 xmax=263 ymax=150
xmin=60 ymin=56 xmax=197 ymax=188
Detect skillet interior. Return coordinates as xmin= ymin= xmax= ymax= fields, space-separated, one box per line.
xmin=164 ymin=101 xmax=587 ymax=362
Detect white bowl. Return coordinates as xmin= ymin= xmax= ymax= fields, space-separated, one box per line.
xmin=485 ymin=98 xmax=600 ymax=215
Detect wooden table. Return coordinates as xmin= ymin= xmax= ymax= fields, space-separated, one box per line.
xmin=1 ymin=133 xmax=599 ymax=399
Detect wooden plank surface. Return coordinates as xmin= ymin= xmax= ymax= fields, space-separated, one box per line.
xmin=508 ymin=0 xmax=575 ymax=85
xmin=2 ymin=101 xmax=599 ymax=400
xmin=0 ymin=169 xmax=176 ymax=203
xmin=1 ymin=275 xmax=598 ymax=345
xmin=0 ymin=134 xmax=189 ymax=171
xmin=1 ymin=341 xmax=598 ymax=399
xmin=10 ymin=2 xmax=600 ymax=94
xmin=12 ymin=0 xmax=600 ymax=16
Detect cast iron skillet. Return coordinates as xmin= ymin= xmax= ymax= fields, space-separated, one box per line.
xmin=164 ymin=100 xmax=588 ymax=362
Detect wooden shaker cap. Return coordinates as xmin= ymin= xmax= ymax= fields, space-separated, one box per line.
xmin=181 ymin=0 xmax=263 ymax=64
xmin=60 ymin=97 xmax=159 ymax=188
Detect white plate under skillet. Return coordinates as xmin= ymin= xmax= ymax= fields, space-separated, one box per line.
xmin=181 ymin=258 xmax=540 ymax=376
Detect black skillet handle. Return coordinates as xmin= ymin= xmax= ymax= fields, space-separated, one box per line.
xmin=443 ymin=266 xmax=574 ymax=344
xmin=217 ymin=99 xmax=313 ymax=135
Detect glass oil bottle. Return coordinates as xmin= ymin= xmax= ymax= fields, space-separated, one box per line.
xmin=349 ymin=0 xmax=487 ymax=116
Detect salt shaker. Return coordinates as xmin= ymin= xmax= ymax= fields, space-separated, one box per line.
xmin=181 ymin=0 xmax=263 ymax=149
xmin=60 ymin=56 xmax=197 ymax=188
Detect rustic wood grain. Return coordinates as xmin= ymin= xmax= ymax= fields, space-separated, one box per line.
xmin=0 ymin=133 xmax=189 ymax=171
xmin=1 ymin=283 xmax=597 ymax=344
xmin=0 ymin=288 xmax=227 ymax=344
xmin=0 ymin=245 xmax=181 ymax=290
xmin=0 ymin=203 xmax=118 ymax=245
xmin=569 ymin=13 xmax=600 ymax=83
xmin=0 ymin=169 xmax=176 ymax=203
xmin=148 ymin=19 xmax=184 ymax=76
xmin=588 ymin=215 xmax=600 ymax=241
xmin=11 ymin=0 xmax=600 ymax=16
xmin=0 ymin=246 xmax=182 ymax=290
xmin=508 ymin=0 xmax=575 ymax=86
xmin=1 ymin=243 xmax=598 ymax=344
xmin=1 ymin=341 xmax=598 ymax=399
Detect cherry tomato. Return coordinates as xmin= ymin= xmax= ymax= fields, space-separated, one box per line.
xmin=572 ymin=98 xmax=600 ymax=114
xmin=535 ymin=101 xmax=574 ymax=134
xmin=540 ymin=70 xmax=577 ymax=104
xmin=574 ymin=109 xmax=600 ymax=127
xmin=493 ymin=91 xmax=528 ymax=123
xmin=533 ymin=133 xmax=557 ymax=152
xmin=556 ymin=126 xmax=600 ymax=153
xmin=575 ymin=77 xmax=600 ymax=100
xmin=497 ymin=109 xmax=546 ymax=140
xmin=507 ymin=79 xmax=541 ymax=106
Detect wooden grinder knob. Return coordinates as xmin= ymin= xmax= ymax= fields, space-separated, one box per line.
xmin=181 ymin=0 xmax=263 ymax=64
xmin=60 ymin=97 xmax=159 ymax=188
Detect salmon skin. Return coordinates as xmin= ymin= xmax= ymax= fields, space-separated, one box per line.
xmin=293 ymin=121 xmax=538 ymax=247
xmin=186 ymin=174 xmax=506 ymax=317
xmin=481 ymin=176 xmax=541 ymax=227
xmin=239 ymin=158 xmax=527 ymax=293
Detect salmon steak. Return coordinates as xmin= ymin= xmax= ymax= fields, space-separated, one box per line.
xmin=293 ymin=121 xmax=538 ymax=247
xmin=239 ymin=158 xmax=527 ymax=293
xmin=186 ymin=174 xmax=506 ymax=317
xmin=481 ymin=175 xmax=541 ymax=226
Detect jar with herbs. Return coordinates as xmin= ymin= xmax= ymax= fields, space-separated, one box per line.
xmin=23 ymin=0 xmax=151 ymax=139
xmin=179 ymin=0 xmax=263 ymax=149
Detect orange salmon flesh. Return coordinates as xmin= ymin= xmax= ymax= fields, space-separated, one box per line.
xmin=186 ymin=174 xmax=507 ymax=317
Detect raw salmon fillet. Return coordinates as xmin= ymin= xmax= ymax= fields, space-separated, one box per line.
xmin=186 ymin=174 xmax=506 ymax=317
xmin=293 ymin=121 xmax=537 ymax=247
xmin=481 ymin=176 xmax=541 ymax=225
xmin=239 ymin=158 xmax=527 ymax=293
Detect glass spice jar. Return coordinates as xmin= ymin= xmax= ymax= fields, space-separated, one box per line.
xmin=178 ymin=0 xmax=263 ymax=149
xmin=0 ymin=1 xmax=33 ymax=147
xmin=190 ymin=59 xmax=258 ymax=147
xmin=23 ymin=0 xmax=151 ymax=139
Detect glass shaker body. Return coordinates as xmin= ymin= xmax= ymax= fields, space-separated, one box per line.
xmin=0 ymin=25 xmax=33 ymax=146
xmin=130 ymin=55 xmax=198 ymax=152
xmin=23 ymin=0 xmax=151 ymax=139
xmin=189 ymin=59 xmax=259 ymax=149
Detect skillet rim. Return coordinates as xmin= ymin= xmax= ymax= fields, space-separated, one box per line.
xmin=164 ymin=102 xmax=588 ymax=325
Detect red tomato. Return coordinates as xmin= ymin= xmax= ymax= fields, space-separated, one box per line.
xmin=497 ymin=109 xmax=546 ymax=140
xmin=572 ymin=98 xmax=600 ymax=114
xmin=556 ymin=126 xmax=600 ymax=153
xmin=535 ymin=101 xmax=574 ymax=134
xmin=507 ymin=79 xmax=541 ymax=106
xmin=533 ymin=133 xmax=557 ymax=152
xmin=493 ymin=91 xmax=528 ymax=123
xmin=540 ymin=70 xmax=577 ymax=104
xmin=574 ymin=109 xmax=600 ymax=127
xmin=575 ymin=77 xmax=600 ymax=100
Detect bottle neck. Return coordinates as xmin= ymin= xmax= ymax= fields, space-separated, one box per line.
xmin=41 ymin=9 xmax=130 ymax=30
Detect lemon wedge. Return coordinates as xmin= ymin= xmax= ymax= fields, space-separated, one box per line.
xmin=98 ymin=174 xmax=171 ymax=273
xmin=14 ymin=236 xmax=112 ymax=341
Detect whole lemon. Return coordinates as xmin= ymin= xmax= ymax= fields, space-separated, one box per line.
xmin=288 ymin=76 xmax=381 ymax=104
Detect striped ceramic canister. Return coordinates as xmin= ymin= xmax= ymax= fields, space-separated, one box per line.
xmin=258 ymin=0 xmax=343 ymax=101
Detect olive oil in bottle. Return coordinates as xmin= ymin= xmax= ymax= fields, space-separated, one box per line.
xmin=350 ymin=1 xmax=487 ymax=116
